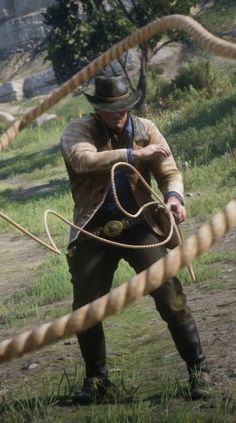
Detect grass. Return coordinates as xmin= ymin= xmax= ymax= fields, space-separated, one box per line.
xmin=153 ymin=88 xmax=236 ymax=166
xmin=1 ymin=28 xmax=236 ymax=420
xmin=197 ymin=0 xmax=236 ymax=38
xmin=0 ymin=303 xmax=235 ymax=423
xmin=0 ymin=254 xmax=71 ymax=327
xmin=2 ymin=239 xmax=234 ymax=329
xmin=0 ymin=79 xmax=235 ymax=329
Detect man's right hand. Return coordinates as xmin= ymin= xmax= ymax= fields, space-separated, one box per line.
xmin=132 ymin=144 xmax=171 ymax=161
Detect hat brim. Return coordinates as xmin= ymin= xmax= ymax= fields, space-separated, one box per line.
xmin=84 ymin=89 xmax=142 ymax=112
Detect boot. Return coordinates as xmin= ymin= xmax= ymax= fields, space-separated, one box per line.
xmin=188 ymin=361 xmax=213 ymax=400
xmin=76 ymin=376 xmax=115 ymax=405
xmin=77 ymin=323 xmax=108 ymax=379
xmin=168 ymin=317 xmax=213 ymax=399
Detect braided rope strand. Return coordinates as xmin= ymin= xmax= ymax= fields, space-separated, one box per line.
xmin=0 ymin=198 xmax=235 ymax=363
xmin=0 ymin=15 xmax=236 ymax=152
xmin=0 ymin=163 xmax=176 ymax=251
xmin=0 ymin=13 xmax=235 ymax=363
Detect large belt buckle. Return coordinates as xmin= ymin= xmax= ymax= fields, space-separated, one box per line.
xmin=103 ymin=220 xmax=124 ymax=238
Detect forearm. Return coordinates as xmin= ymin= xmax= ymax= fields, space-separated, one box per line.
xmin=158 ymin=171 xmax=184 ymax=201
xmin=63 ymin=147 xmax=130 ymax=174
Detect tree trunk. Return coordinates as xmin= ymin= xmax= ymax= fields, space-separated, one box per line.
xmin=117 ymin=56 xmax=136 ymax=92
xmin=135 ymin=44 xmax=148 ymax=115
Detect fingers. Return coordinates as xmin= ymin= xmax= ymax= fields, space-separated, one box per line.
xmin=172 ymin=206 xmax=186 ymax=223
xmin=133 ymin=144 xmax=171 ymax=161
xmin=152 ymin=145 xmax=171 ymax=157
xmin=167 ymin=203 xmax=186 ymax=224
xmin=149 ymin=146 xmax=171 ymax=159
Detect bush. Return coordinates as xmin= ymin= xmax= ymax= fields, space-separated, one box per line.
xmin=173 ymin=59 xmax=217 ymax=94
xmin=147 ymin=58 xmax=234 ymax=114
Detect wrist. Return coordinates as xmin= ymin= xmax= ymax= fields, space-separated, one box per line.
xmin=164 ymin=191 xmax=184 ymax=205
xmin=127 ymin=148 xmax=134 ymax=164
xmin=132 ymin=149 xmax=141 ymax=161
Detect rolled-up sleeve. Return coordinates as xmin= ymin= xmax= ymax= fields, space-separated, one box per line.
xmin=61 ymin=119 xmax=129 ymax=174
xmin=145 ymin=120 xmax=184 ymax=200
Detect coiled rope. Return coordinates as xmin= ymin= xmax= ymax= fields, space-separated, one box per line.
xmin=0 ymin=14 xmax=236 ymax=152
xmin=0 ymin=198 xmax=235 ymax=362
xmin=0 ymin=162 xmax=176 ymax=252
xmin=0 ymin=161 xmax=196 ymax=281
xmin=0 ymin=14 xmax=235 ymax=362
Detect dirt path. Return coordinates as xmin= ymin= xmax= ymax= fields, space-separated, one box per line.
xmin=0 ymin=223 xmax=235 ymax=409
xmin=0 ymin=233 xmax=48 ymax=296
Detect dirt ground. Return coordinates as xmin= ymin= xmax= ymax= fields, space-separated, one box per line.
xmin=0 ymin=221 xmax=236 ymax=402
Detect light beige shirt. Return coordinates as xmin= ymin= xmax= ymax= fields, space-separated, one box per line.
xmin=61 ymin=113 xmax=184 ymax=244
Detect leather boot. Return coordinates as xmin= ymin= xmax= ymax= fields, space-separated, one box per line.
xmin=76 ymin=323 xmax=115 ymax=404
xmin=76 ymin=376 xmax=115 ymax=405
xmin=168 ymin=317 xmax=213 ymax=399
xmin=188 ymin=361 xmax=213 ymax=400
xmin=77 ymin=323 xmax=108 ymax=378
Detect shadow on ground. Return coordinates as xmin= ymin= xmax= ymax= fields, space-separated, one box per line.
xmin=6 ymin=178 xmax=70 ymax=201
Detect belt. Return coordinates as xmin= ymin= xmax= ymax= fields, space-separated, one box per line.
xmin=85 ymin=215 xmax=144 ymax=238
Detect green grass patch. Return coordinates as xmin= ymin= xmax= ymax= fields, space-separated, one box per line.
xmin=154 ymin=89 xmax=236 ymax=166
xmin=0 ymin=254 xmax=71 ymax=327
xmin=28 ymin=254 xmax=71 ymax=306
xmin=113 ymin=259 xmax=135 ymax=287
xmin=197 ymin=0 xmax=236 ymax=37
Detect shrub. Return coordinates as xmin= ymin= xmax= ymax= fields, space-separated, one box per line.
xmin=173 ymin=59 xmax=217 ymax=94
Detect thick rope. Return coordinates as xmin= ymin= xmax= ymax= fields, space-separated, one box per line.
xmin=0 ymin=198 xmax=235 ymax=362
xmin=0 ymin=14 xmax=235 ymax=362
xmin=0 ymin=14 xmax=236 ymax=152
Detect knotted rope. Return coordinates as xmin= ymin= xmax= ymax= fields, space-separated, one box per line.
xmin=0 ymin=198 xmax=235 ymax=362
xmin=0 ymin=14 xmax=236 ymax=151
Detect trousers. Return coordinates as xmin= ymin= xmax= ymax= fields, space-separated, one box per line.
xmin=67 ymin=221 xmax=204 ymax=378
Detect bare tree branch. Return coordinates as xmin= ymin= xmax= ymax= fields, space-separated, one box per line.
xmin=109 ymin=62 xmax=120 ymax=76
xmin=149 ymin=34 xmax=182 ymax=62
xmin=114 ymin=0 xmax=133 ymax=20
xmin=117 ymin=56 xmax=136 ymax=91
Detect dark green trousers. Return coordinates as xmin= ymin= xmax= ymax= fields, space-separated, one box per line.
xmin=67 ymin=221 xmax=205 ymax=378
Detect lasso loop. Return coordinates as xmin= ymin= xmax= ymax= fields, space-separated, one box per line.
xmin=0 ymin=14 xmax=235 ymax=362
xmin=0 ymin=163 xmax=176 ymax=252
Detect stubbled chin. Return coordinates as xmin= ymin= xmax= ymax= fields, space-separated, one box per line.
xmin=110 ymin=122 xmax=123 ymax=129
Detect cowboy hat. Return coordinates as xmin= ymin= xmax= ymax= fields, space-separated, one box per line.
xmin=84 ymin=75 xmax=142 ymax=112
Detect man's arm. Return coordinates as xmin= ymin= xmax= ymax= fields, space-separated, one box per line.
xmin=132 ymin=119 xmax=186 ymax=222
xmin=164 ymin=195 xmax=186 ymax=223
xmin=61 ymin=120 xmax=133 ymax=174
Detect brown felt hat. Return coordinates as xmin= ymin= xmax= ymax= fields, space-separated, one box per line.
xmin=84 ymin=75 xmax=142 ymax=112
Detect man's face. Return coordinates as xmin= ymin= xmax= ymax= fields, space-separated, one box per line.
xmin=97 ymin=110 xmax=128 ymax=134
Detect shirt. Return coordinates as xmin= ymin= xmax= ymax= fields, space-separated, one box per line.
xmin=91 ymin=114 xmax=139 ymax=223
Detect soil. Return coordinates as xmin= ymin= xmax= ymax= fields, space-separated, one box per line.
xmin=0 ymin=215 xmax=236 ymax=403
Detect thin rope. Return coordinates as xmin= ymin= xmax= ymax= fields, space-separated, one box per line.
xmin=0 ymin=162 xmax=194 ymax=277
xmin=0 ymin=210 xmax=60 ymax=255
xmin=0 ymin=13 xmax=235 ymax=361
xmin=0 ymin=163 xmax=176 ymax=251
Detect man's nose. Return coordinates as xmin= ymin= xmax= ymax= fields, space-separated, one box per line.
xmin=113 ymin=112 xmax=123 ymax=118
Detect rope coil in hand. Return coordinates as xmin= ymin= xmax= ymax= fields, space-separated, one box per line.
xmin=0 ymin=162 xmax=176 ymax=251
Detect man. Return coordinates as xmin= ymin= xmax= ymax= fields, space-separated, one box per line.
xmin=60 ymin=75 xmax=211 ymax=404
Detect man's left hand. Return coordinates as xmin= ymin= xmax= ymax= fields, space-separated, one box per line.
xmin=165 ymin=196 xmax=186 ymax=224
